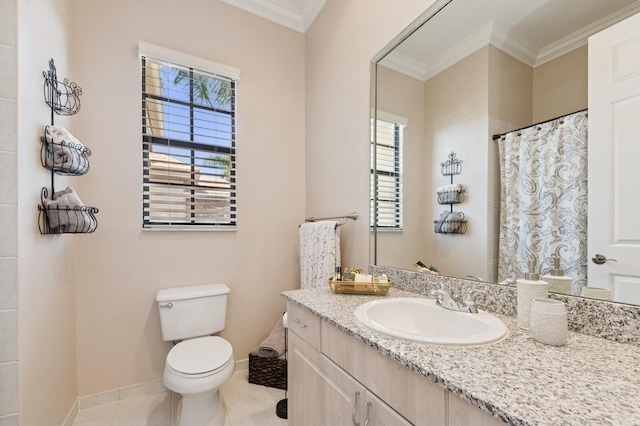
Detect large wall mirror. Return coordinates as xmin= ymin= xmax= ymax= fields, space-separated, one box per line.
xmin=371 ymin=0 xmax=640 ymax=305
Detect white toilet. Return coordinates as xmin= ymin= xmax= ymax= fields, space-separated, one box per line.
xmin=156 ymin=283 xmax=235 ymax=426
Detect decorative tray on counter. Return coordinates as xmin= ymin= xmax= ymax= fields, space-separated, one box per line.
xmin=328 ymin=277 xmax=391 ymax=296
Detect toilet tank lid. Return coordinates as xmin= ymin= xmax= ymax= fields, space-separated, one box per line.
xmin=156 ymin=283 xmax=230 ymax=302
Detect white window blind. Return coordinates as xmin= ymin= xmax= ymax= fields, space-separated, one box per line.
xmin=371 ymin=117 xmax=404 ymax=229
xmin=140 ymin=47 xmax=238 ymax=229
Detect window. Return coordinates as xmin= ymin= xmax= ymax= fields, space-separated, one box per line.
xmin=371 ymin=115 xmax=404 ymax=229
xmin=140 ymin=43 xmax=239 ymax=229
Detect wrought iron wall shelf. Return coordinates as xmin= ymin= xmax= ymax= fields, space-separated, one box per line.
xmin=38 ymin=188 xmax=98 ymax=234
xmin=37 ymin=59 xmax=98 ymax=234
xmin=434 ymin=151 xmax=467 ymax=234
xmin=40 ymin=125 xmax=91 ymax=176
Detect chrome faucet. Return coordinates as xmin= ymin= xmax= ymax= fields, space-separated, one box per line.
xmin=430 ymin=288 xmax=486 ymax=314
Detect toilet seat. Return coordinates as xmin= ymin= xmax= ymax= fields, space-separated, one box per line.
xmin=167 ymin=336 xmax=233 ymax=377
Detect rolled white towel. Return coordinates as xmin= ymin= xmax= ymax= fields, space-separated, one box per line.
xmin=46 ymin=125 xmax=84 ymax=149
xmin=434 ymin=210 xmax=450 ymax=233
xmin=447 ymin=211 xmax=465 ymax=233
xmin=436 ymin=183 xmax=463 ymax=194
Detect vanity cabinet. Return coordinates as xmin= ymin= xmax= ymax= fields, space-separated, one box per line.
xmin=287 ymin=301 xmax=506 ymax=426
xmin=448 ymin=394 xmax=505 ymax=426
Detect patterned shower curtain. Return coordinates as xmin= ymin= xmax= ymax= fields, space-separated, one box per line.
xmin=497 ymin=110 xmax=588 ymax=294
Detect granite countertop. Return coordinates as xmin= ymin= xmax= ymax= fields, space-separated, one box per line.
xmin=282 ymin=287 xmax=640 ymax=426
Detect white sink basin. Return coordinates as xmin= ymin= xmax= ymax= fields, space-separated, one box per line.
xmin=354 ymin=297 xmax=508 ymax=346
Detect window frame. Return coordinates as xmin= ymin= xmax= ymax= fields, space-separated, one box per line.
xmin=371 ymin=113 xmax=405 ymax=230
xmin=139 ymin=42 xmax=239 ymax=230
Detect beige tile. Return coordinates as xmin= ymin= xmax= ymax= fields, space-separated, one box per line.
xmin=78 ymin=390 xmax=119 ymax=411
xmin=116 ymin=391 xmax=170 ymax=414
xmin=0 ymin=311 xmax=16 ymax=362
xmin=0 ymin=153 xmax=16 ymax=204
xmin=0 ymin=46 xmax=16 ymax=100
xmin=119 ymin=379 xmax=166 ymax=400
xmin=170 ymin=392 xmax=180 ymax=426
xmin=0 ymin=100 xmax=16 ymax=152
xmin=0 ymin=206 xmax=17 ymax=258
xmin=227 ymin=397 xmax=287 ymax=426
xmin=74 ymin=402 xmax=117 ymax=424
xmin=114 ymin=392 xmax=170 ymax=426
xmin=113 ymin=408 xmax=170 ymax=426
xmin=0 ymin=258 xmax=16 ymax=309
xmin=0 ymin=414 xmax=18 ymax=426
xmin=0 ymin=0 xmax=16 ymax=48
xmin=221 ymin=370 xmax=273 ymax=408
xmin=73 ymin=414 xmax=114 ymax=426
xmin=0 ymin=362 xmax=18 ymax=415
xmin=266 ymin=386 xmax=285 ymax=400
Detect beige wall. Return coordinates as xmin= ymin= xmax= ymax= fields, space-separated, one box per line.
xmin=423 ymin=47 xmax=490 ymax=279
xmin=305 ymin=0 xmax=435 ymax=269
xmin=73 ymin=0 xmax=305 ymax=395
xmin=532 ymin=45 xmax=588 ymax=123
xmin=489 ymin=46 xmax=533 ymax=129
xmin=375 ymin=65 xmax=425 ymax=270
xmin=18 ymin=0 xmax=79 ymax=424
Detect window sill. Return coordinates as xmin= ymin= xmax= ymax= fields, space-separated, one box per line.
xmin=142 ymin=225 xmax=237 ymax=232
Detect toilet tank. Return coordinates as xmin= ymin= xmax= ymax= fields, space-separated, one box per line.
xmin=156 ymin=283 xmax=230 ymax=341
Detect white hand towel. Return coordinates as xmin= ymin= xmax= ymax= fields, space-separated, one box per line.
xmin=299 ymin=221 xmax=341 ymax=289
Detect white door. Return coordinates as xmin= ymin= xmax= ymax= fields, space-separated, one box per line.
xmin=588 ymin=11 xmax=640 ymax=304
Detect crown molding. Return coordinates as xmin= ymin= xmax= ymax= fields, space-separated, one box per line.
xmin=381 ymin=3 xmax=640 ymax=81
xmin=221 ymin=0 xmax=326 ymax=33
xmin=534 ymin=2 xmax=640 ymax=66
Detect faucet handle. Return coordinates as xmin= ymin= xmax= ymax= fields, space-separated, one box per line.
xmin=430 ymin=287 xmax=451 ymax=300
xmin=430 ymin=288 xmax=459 ymax=311
xmin=463 ymin=289 xmax=486 ymax=307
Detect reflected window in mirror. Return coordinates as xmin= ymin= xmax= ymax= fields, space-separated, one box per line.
xmin=371 ymin=113 xmax=405 ymax=229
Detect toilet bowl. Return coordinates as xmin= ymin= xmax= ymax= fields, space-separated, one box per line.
xmin=164 ymin=336 xmax=235 ymax=426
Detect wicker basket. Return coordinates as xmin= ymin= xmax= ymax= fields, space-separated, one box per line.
xmin=248 ymin=353 xmax=287 ymax=390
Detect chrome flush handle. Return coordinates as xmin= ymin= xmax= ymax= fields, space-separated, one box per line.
xmin=159 ymin=302 xmax=173 ymax=309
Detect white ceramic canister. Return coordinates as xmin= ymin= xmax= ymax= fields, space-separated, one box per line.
xmin=530 ymin=298 xmax=568 ymax=346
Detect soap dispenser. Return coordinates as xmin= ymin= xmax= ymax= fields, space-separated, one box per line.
xmin=516 ymin=259 xmax=549 ymax=330
xmin=541 ymin=257 xmax=573 ymax=295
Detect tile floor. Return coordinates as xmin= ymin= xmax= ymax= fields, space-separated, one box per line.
xmin=71 ymin=369 xmax=288 ymax=426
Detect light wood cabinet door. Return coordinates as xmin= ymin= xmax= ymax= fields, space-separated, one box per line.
xmin=448 ymin=393 xmax=507 ymax=426
xmin=322 ymin=321 xmax=446 ymax=425
xmin=288 ymin=330 xmax=365 ymax=426
xmin=364 ymin=390 xmax=413 ymax=426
